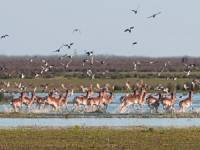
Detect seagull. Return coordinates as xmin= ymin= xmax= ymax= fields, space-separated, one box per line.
xmin=147 ymin=12 xmax=162 ymax=19
xmin=1 ymin=34 xmax=9 ymax=39
xmin=132 ymin=42 xmax=138 ymax=45
xmin=124 ymin=26 xmax=134 ymax=33
xmin=63 ymin=42 xmax=74 ymax=49
xmin=21 ymin=73 xmax=25 ymax=79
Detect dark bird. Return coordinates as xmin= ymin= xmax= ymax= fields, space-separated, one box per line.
xmin=1 ymin=34 xmax=9 ymax=39
xmin=86 ymin=51 xmax=93 ymax=56
xmin=53 ymin=49 xmax=61 ymax=52
xmin=147 ymin=12 xmax=162 ymax=18
xmin=73 ymin=29 xmax=81 ymax=33
xmin=132 ymin=42 xmax=138 ymax=45
xmin=63 ymin=42 xmax=74 ymax=49
xmin=124 ymin=26 xmax=134 ymax=33
xmin=131 ymin=5 xmax=140 ymax=14
xmin=52 ymin=44 xmax=64 ymax=52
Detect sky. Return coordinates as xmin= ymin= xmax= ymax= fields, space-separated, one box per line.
xmin=0 ymin=0 xmax=200 ymax=57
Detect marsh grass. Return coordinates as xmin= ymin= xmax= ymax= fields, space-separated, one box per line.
xmin=0 ymin=127 xmax=200 ymax=150
xmin=1 ymin=76 xmax=193 ymax=92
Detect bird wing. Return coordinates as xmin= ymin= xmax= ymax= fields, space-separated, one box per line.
xmin=124 ymin=29 xmax=129 ymax=32
xmin=156 ymin=11 xmax=162 ymax=15
xmin=147 ymin=15 xmax=154 ymax=18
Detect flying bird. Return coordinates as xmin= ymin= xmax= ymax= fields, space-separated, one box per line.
xmin=73 ymin=29 xmax=81 ymax=33
xmin=147 ymin=12 xmax=162 ymax=19
xmin=53 ymin=49 xmax=61 ymax=52
xmin=131 ymin=5 xmax=140 ymax=14
xmin=63 ymin=42 xmax=74 ymax=49
xmin=124 ymin=26 xmax=134 ymax=33
xmin=132 ymin=42 xmax=138 ymax=45
xmin=86 ymin=51 xmax=93 ymax=56
xmin=1 ymin=34 xmax=9 ymax=39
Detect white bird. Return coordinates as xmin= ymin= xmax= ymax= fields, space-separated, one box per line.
xmin=21 ymin=73 xmax=25 ymax=79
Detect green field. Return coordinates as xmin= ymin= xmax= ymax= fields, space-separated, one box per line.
xmin=0 ymin=127 xmax=200 ymax=150
xmin=0 ymin=75 xmax=195 ymax=93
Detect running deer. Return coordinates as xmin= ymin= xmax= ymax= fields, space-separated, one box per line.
xmin=160 ymin=92 xmax=176 ymax=111
xmin=21 ymin=92 xmax=37 ymax=109
xmin=73 ymin=89 xmax=93 ymax=111
xmin=87 ymin=91 xmax=105 ymax=112
xmin=179 ymin=91 xmax=193 ymax=112
xmin=10 ymin=92 xmax=24 ymax=112
xmin=146 ymin=94 xmax=161 ymax=113
xmin=119 ymin=88 xmax=146 ymax=113
xmin=45 ymin=91 xmax=63 ymax=110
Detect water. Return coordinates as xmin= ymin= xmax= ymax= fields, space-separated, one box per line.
xmin=0 ymin=118 xmax=200 ymax=128
xmin=1 ymin=92 xmax=200 ymax=113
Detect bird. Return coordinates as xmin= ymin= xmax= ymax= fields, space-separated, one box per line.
xmin=124 ymin=26 xmax=134 ymax=33
xmin=52 ymin=44 xmax=64 ymax=52
xmin=63 ymin=42 xmax=74 ymax=49
xmin=147 ymin=12 xmax=162 ymax=19
xmin=132 ymin=42 xmax=138 ymax=45
xmin=53 ymin=48 xmax=61 ymax=52
xmin=21 ymin=73 xmax=25 ymax=79
xmin=73 ymin=29 xmax=81 ymax=33
xmin=131 ymin=5 xmax=140 ymax=14
xmin=86 ymin=51 xmax=93 ymax=56
xmin=1 ymin=34 xmax=9 ymax=39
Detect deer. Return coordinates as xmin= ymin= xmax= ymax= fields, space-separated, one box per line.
xmin=10 ymin=92 xmax=24 ymax=112
xmin=119 ymin=88 xmax=146 ymax=113
xmin=73 ymin=89 xmax=93 ymax=111
xmin=21 ymin=92 xmax=37 ymax=109
xmin=146 ymin=93 xmax=161 ymax=113
xmin=86 ymin=91 xmax=105 ymax=112
xmin=160 ymin=92 xmax=176 ymax=111
xmin=45 ymin=91 xmax=63 ymax=110
xmin=179 ymin=91 xmax=193 ymax=112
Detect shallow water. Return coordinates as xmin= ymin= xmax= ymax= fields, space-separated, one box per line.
xmin=1 ymin=92 xmax=200 ymax=114
xmin=0 ymin=118 xmax=200 ymax=128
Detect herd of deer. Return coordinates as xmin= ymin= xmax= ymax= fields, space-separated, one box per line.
xmin=10 ymin=87 xmax=113 ymax=112
xmin=10 ymin=86 xmax=193 ymax=113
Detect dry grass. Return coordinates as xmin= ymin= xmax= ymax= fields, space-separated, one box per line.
xmin=0 ymin=127 xmax=200 ymax=150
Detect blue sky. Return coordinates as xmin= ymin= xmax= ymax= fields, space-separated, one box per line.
xmin=0 ymin=0 xmax=199 ymax=56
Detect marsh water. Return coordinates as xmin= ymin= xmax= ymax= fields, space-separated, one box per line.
xmin=1 ymin=92 xmax=200 ymax=114
xmin=1 ymin=92 xmax=200 ymax=128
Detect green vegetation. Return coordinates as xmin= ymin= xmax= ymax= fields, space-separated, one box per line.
xmin=0 ymin=127 xmax=200 ymax=150
xmin=0 ymin=75 xmax=195 ymax=92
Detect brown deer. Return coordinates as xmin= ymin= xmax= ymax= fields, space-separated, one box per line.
xmin=160 ymin=92 xmax=176 ymax=111
xmin=146 ymin=94 xmax=161 ymax=113
xmin=58 ymin=90 xmax=70 ymax=107
xmin=73 ymin=89 xmax=93 ymax=111
xmin=119 ymin=88 xmax=146 ymax=113
xmin=179 ymin=91 xmax=193 ymax=112
xmin=21 ymin=92 xmax=37 ymax=109
xmin=45 ymin=91 xmax=63 ymax=110
xmin=87 ymin=91 xmax=104 ymax=112
xmin=10 ymin=92 xmax=26 ymax=112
